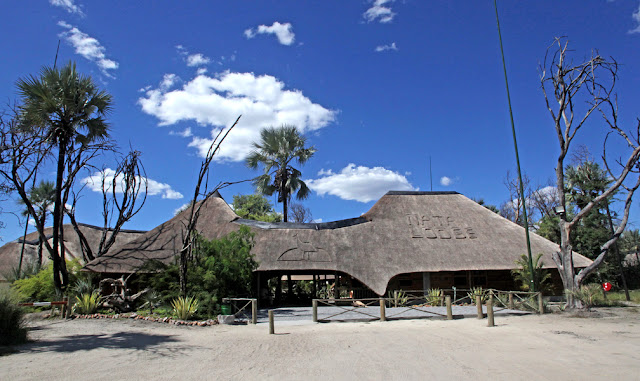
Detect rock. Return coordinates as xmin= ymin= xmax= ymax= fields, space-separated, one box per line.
xmin=218 ymin=314 xmax=235 ymax=325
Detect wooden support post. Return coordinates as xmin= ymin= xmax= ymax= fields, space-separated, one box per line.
xmin=251 ymin=299 xmax=258 ymax=324
xmin=312 ymin=299 xmax=318 ymax=322
xmin=538 ymin=293 xmax=544 ymax=315
xmin=445 ymin=295 xmax=453 ymax=320
xmin=394 ymin=290 xmax=398 ymax=308
xmin=268 ymin=310 xmax=275 ymax=334
xmin=379 ymin=298 xmax=386 ymax=321
xmin=487 ymin=296 xmax=494 ymax=327
xmin=476 ymin=295 xmax=483 ymax=319
xmin=61 ymin=296 xmax=68 ymax=319
xmin=508 ymin=293 xmax=514 ymax=310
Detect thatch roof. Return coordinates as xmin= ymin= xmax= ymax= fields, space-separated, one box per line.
xmin=84 ymin=191 xmax=592 ymax=295
xmin=0 ymin=223 xmax=145 ymax=282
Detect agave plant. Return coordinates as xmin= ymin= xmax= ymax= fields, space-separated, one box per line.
xmin=74 ymin=292 xmax=101 ymax=314
xmin=467 ymin=287 xmax=487 ymax=305
xmin=171 ymin=296 xmax=199 ymax=320
xmin=425 ymin=288 xmax=443 ymax=306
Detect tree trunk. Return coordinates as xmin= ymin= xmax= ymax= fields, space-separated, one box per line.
xmin=51 ymin=139 xmax=67 ymax=291
xmin=17 ymin=215 xmax=29 ymax=279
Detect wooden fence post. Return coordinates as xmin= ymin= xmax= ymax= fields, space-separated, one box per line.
xmin=538 ymin=293 xmax=544 ymax=315
xmin=61 ymin=296 xmax=68 ymax=319
xmin=251 ymin=299 xmax=258 ymax=324
xmin=393 ymin=291 xmax=398 ymax=308
xmin=508 ymin=293 xmax=514 ymax=309
xmin=476 ymin=295 xmax=483 ymax=319
xmin=379 ymin=298 xmax=386 ymax=321
xmin=268 ymin=310 xmax=275 ymax=334
xmin=312 ymin=299 xmax=318 ymax=323
xmin=445 ymin=295 xmax=453 ymax=320
xmin=487 ymin=296 xmax=494 ymax=327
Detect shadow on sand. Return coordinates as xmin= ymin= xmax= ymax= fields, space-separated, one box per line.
xmin=19 ymin=331 xmax=188 ymax=357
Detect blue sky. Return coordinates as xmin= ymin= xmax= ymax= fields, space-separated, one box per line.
xmin=2 ymin=0 xmax=640 ymax=242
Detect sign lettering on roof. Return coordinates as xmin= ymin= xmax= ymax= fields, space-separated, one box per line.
xmin=406 ymin=214 xmax=478 ymax=240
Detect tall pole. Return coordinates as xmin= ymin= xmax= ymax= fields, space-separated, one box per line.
xmin=494 ymin=0 xmax=536 ymax=292
xmin=429 ymin=156 xmax=433 ymax=191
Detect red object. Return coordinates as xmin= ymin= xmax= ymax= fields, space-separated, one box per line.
xmin=602 ymin=282 xmax=612 ymax=292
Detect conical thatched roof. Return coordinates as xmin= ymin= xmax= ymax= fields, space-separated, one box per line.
xmin=84 ymin=191 xmax=591 ymax=295
xmin=0 ymin=223 xmax=146 ymax=282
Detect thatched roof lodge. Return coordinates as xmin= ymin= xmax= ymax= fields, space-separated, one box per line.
xmin=0 ymin=223 xmax=145 ymax=283
xmin=84 ymin=191 xmax=591 ymax=297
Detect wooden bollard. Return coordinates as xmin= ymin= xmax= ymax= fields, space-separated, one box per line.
xmin=251 ymin=299 xmax=258 ymax=324
xmin=538 ymin=293 xmax=544 ymax=315
xmin=445 ymin=295 xmax=453 ymax=320
xmin=476 ymin=295 xmax=483 ymax=319
xmin=61 ymin=296 xmax=68 ymax=319
xmin=268 ymin=310 xmax=275 ymax=334
xmin=393 ymin=290 xmax=398 ymax=308
xmin=508 ymin=293 xmax=514 ymax=310
xmin=312 ymin=299 xmax=318 ymax=323
xmin=379 ymin=298 xmax=386 ymax=321
xmin=487 ymin=297 xmax=494 ymax=327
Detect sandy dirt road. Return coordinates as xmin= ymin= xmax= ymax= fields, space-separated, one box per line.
xmin=2 ymin=308 xmax=639 ymax=381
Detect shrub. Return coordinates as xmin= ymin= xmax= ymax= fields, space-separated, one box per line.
xmin=171 ymin=296 xmax=199 ymax=320
xmin=570 ymin=284 xmax=601 ymax=309
xmin=12 ymin=259 xmax=84 ymax=302
xmin=511 ymin=253 xmax=553 ymax=294
xmin=137 ymin=226 xmax=257 ymax=318
xmin=73 ymin=278 xmax=95 ymax=297
xmin=0 ymin=289 xmax=28 ymax=346
xmin=73 ymin=292 xmax=101 ymax=315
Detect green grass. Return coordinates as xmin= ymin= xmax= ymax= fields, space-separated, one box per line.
xmin=602 ymin=290 xmax=640 ymax=304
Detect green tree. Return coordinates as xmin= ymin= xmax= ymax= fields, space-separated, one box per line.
xmin=246 ymin=125 xmax=316 ymax=222
xmin=17 ymin=62 xmax=112 ymax=291
xmin=232 ymin=193 xmax=282 ymax=222
xmin=140 ymin=226 xmax=258 ymax=317
xmin=17 ymin=180 xmax=55 ymax=274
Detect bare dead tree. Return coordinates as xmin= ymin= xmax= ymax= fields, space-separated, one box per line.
xmin=501 ymin=170 xmax=559 ymax=228
xmin=540 ymin=37 xmax=640 ymax=308
xmin=288 ymin=203 xmax=313 ymax=223
xmin=66 ymin=149 xmax=147 ymax=262
xmin=0 ymin=108 xmax=59 ymax=270
xmin=178 ymin=116 xmax=243 ymax=296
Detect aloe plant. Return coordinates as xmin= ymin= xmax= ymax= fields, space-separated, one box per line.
xmin=74 ymin=292 xmax=101 ymax=314
xmin=171 ymin=296 xmax=199 ymax=320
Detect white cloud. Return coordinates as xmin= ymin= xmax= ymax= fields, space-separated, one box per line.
xmin=169 ymin=127 xmax=193 ymax=138
xmin=138 ymin=71 xmax=335 ymax=161
xmin=58 ymin=21 xmax=118 ymax=76
xmin=364 ymin=0 xmax=396 ymax=24
xmin=50 ymin=0 xmax=83 ymax=16
xmin=630 ymin=3 xmax=640 ymax=34
xmin=306 ymin=164 xmax=416 ymax=203
xmin=83 ymin=168 xmax=183 ymax=200
xmin=197 ymin=67 xmax=208 ymax=75
xmin=244 ymin=22 xmax=295 ymax=45
xmin=187 ymin=53 xmax=211 ymax=67
xmin=440 ymin=176 xmax=453 ymax=186
xmin=375 ymin=42 xmax=398 ymax=52
xmin=160 ymin=73 xmax=179 ymax=90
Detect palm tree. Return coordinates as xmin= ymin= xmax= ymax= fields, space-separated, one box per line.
xmin=17 ymin=180 xmax=56 ymax=275
xmin=246 ymin=125 xmax=316 ymax=222
xmin=17 ymin=62 xmax=112 ymax=291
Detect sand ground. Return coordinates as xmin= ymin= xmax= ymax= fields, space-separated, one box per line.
xmin=2 ymin=308 xmax=639 ymax=381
